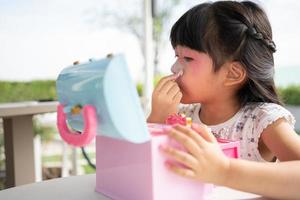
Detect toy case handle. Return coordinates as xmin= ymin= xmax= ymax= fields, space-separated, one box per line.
xmin=57 ymin=104 xmax=97 ymax=147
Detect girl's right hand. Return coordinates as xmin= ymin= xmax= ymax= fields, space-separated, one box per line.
xmin=147 ymin=75 xmax=182 ymax=123
xmin=161 ymin=124 xmax=230 ymax=185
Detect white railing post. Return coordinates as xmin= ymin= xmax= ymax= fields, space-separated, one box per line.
xmin=143 ymin=0 xmax=154 ymax=116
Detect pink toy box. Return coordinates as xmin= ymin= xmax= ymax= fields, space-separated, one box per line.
xmin=56 ymin=55 xmax=239 ymax=200
xmin=96 ymin=124 xmax=239 ymax=200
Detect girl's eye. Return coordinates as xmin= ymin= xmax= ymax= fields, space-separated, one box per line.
xmin=183 ymin=57 xmax=193 ymax=62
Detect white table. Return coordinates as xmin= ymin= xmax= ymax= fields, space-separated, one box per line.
xmin=0 ymin=174 xmax=266 ymax=200
xmin=0 ymin=101 xmax=58 ymax=187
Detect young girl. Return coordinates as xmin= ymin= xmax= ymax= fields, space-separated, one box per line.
xmin=147 ymin=0 xmax=300 ymax=162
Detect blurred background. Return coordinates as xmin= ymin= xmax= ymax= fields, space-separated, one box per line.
xmin=1 ymin=0 xmax=300 ymax=190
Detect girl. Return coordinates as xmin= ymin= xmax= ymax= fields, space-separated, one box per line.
xmin=147 ymin=0 xmax=300 ymax=162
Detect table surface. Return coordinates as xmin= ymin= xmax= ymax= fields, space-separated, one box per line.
xmin=0 ymin=174 xmax=266 ymax=200
xmin=0 ymin=101 xmax=58 ymax=117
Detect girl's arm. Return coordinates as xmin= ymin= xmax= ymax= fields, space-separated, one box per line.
xmin=226 ymin=158 xmax=300 ymax=199
xmin=260 ymin=118 xmax=300 ymax=161
xmin=161 ymin=124 xmax=300 ymax=200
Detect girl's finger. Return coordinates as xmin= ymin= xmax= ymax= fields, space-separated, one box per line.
xmin=173 ymin=124 xmax=206 ymax=146
xmin=168 ymin=128 xmax=202 ymax=157
xmin=165 ymin=161 xmax=196 ymax=179
xmin=160 ymin=145 xmax=198 ymax=169
xmin=167 ymin=83 xmax=180 ymax=97
xmin=173 ymin=91 xmax=183 ymax=102
xmin=159 ymin=81 xmax=177 ymax=94
xmin=191 ymin=123 xmax=217 ymax=143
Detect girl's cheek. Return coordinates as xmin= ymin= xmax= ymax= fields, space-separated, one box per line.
xmin=180 ymin=66 xmax=198 ymax=86
xmin=191 ymin=64 xmax=199 ymax=74
xmin=181 ymin=66 xmax=191 ymax=80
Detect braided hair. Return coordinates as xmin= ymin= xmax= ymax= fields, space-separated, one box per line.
xmin=170 ymin=1 xmax=282 ymax=106
xmin=247 ymin=26 xmax=276 ymax=53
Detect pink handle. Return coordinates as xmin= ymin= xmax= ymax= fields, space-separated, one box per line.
xmin=57 ymin=104 xmax=97 ymax=147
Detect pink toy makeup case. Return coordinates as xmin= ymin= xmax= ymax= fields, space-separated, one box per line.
xmin=56 ymin=55 xmax=239 ymax=200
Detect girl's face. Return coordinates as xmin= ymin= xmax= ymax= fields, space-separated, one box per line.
xmin=173 ymin=45 xmax=225 ymax=104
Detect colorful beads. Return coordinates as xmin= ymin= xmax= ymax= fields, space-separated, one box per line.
xmin=165 ymin=114 xmax=192 ymax=127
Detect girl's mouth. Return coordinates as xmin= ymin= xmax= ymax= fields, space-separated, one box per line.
xmin=175 ymin=70 xmax=183 ymax=80
xmin=175 ymin=74 xmax=183 ymax=90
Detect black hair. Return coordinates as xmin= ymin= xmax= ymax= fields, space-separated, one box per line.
xmin=170 ymin=1 xmax=282 ymax=106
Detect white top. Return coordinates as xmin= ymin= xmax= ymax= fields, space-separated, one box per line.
xmin=179 ymin=103 xmax=296 ymax=162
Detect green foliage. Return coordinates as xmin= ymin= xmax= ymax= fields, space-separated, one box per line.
xmin=0 ymin=80 xmax=56 ymax=103
xmin=278 ymin=85 xmax=300 ymax=106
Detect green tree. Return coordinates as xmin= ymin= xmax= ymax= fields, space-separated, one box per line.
xmin=278 ymin=85 xmax=300 ymax=106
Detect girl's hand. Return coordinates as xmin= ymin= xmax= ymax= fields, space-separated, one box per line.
xmin=160 ymin=124 xmax=231 ymax=185
xmin=147 ymin=75 xmax=182 ymax=123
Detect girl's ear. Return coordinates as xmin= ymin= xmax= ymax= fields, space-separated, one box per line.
xmin=224 ymin=62 xmax=246 ymax=87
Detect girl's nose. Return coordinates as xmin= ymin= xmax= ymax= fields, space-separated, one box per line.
xmin=171 ymin=61 xmax=183 ymax=74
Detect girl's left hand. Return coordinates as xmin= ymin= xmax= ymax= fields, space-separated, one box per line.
xmin=160 ymin=124 xmax=231 ymax=185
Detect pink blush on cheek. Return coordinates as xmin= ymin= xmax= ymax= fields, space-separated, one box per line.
xmin=190 ymin=64 xmax=201 ymax=75
xmin=192 ymin=65 xmax=198 ymax=73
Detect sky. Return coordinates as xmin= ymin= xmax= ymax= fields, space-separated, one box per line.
xmin=0 ymin=0 xmax=300 ymax=83
xmin=0 ymin=0 xmax=143 ymax=81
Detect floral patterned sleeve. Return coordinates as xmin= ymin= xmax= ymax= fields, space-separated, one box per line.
xmin=253 ymin=103 xmax=296 ymax=138
xmin=178 ymin=104 xmax=200 ymax=118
